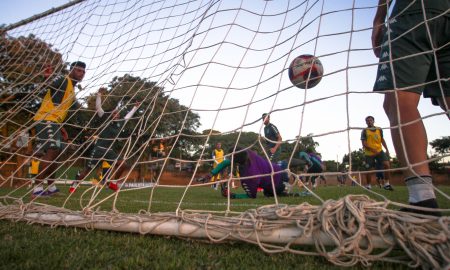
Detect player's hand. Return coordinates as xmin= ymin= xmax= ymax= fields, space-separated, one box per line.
xmin=61 ymin=127 xmax=68 ymax=142
xmin=371 ymin=22 xmax=385 ymax=58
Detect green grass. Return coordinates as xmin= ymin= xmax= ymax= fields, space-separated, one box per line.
xmin=0 ymin=184 xmax=448 ymax=269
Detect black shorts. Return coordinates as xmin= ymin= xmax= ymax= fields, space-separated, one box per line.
xmin=374 ymin=12 xmax=449 ymax=101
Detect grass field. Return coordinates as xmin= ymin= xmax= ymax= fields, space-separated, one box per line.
xmin=0 ymin=184 xmax=448 ymax=269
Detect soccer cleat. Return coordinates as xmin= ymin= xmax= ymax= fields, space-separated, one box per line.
xmin=31 ymin=189 xmax=48 ymax=199
xmin=220 ymin=184 xmax=235 ymax=198
xmin=365 ymin=185 xmax=372 ymax=190
xmin=108 ymin=182 xmax=119 ymax=191
xmin=221 ymin=186 xmax=229 ymax=197
xmin=400 ymin=198 xmax=441 ymax=217
xmin=383 ymin=184 xmax=394 ymax=191
xmin=47 ymin=188 xmax=60 ymax=196
xmin=283 ymin=182 xmax=292 ymax=193
xmin=69 ymin=182 xmax=79 ymax=193
xmin=288 ymin=190 xmax=311 ymax=197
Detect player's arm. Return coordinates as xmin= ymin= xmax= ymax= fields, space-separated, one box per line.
xmin=96 ymin=88 xmax=106 ymax=117
xmin=124 ymin=102 xmax=140 ymax=120
xmin=380 ymin=129 xmax=390 ymax=157
xmin=372 ymin=0 xmax=391 ymax=57
xmin=212 ymin=151 xmax=218 ymax=164
xmin=60 ymin=127 xmax=68 ymax=142
xmin=298 ymin=151 xmax=313 ymax=167
xmin=271 ymin=125 xmax=282 ymax=153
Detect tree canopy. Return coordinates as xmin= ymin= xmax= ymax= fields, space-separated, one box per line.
xmin=430 ymin=136 xmax=450 ymax=155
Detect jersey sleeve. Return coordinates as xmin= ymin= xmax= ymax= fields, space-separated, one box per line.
xmin=298 ymin=151 xmax=312 ymax=166
xmin=270 ymin=124 xmax=280 ymax=136
xmin=360 ymin=129 xmax=367 ymax=141
xmin=124 ymin=105 xmax=138 ymax=120
xmin=49 ymin=76 xmax=68 ymax=105
xmin=96 ymin=93 xmax=105 ymax=117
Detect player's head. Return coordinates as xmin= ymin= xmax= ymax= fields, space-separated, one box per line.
xmin=215 ymin=142 xmax=221 ymax=149
xmin=228 ymin=147 xmax=247 ymax=165
xmin=365 ymin=115 xmax=375 ymax=127
xmin=69 ymin=61 xmax=86 ymax=82
xmin=262 ymin=113 xmax=270 ymax=124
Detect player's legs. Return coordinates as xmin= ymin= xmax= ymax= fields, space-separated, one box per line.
xmin=69 ymin=146 xmax=103 ymax=193
xmin=363 ymin=156 xmax=375 ymax=189
xmin=384 ymin=91 xmax=438 ymax=214
xmin=374 ymin=13 xmax=444 ymax=214
xmin=384 ymin=92 xmax=428 ymax=177
xmin=103 ymin=149 xmax=127 ymax=191
xmin=32 ymin=122 xmax=62 ymax=196
xmin=374 ymin=152 xmax=393 ymax=190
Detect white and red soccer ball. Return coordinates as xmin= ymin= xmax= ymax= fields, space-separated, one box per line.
xmin=288 ymin=54 xmax=323 ymax=89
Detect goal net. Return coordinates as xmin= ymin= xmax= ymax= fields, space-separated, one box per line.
xmin=0 ymin=0 xmax=448 ymax=268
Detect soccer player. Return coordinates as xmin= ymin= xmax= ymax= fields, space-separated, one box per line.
xmin=360 ymin=116 xmax=393 ymax=191
xmin=210 ymin=142 xmax=224 ymax=190
xmin=372 ymin=0 xmax=448 ymax=217
xmin=209 ymin=148 xmax=289 ymax=199
xmin=262 ymin=113 xmax=282 ymax=161
xmin=298 ymin=151 xmax=324 ymax=189
xmin=69 ymin=88 xmax=140 ymax=193
xmin=31 ymin=61 xmax=86 ymax=198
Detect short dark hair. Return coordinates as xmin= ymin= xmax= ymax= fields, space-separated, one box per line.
xmin=365 ymin=116 xmax=374 ymax=121
xmin=262 ymin=113 xmax=269 ymax=119
xmin=70 ymin=61 xmax=86 ymax=70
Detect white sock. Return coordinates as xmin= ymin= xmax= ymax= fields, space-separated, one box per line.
xmin=405 ymin=175 xmax=435 ymax=203
xmin=33 ymin=186 xmax=43 ymax=193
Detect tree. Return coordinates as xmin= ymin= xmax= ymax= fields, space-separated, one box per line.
xmin=430 ymin=136 xmax=450 ymax=155
xmin=342 ymin=149 xmax=366 ymax=171
xmin=295 ymin=133 xmax=319 ymax=153
xmin=429 ymin=136 xmax=449 ymax=172
xmin=0 ymin=33 xmax=64 ymax=115
xmin=84 ymin=74 xmax=201 ymax=160
xmin=0 ymin=33 xmax=65 ymax=156
xmin=323 ymin=160 xmax=339 ymax=172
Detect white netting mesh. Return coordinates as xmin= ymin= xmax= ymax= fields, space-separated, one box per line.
xmin=0 ymin=0 xmax=449 ymax=268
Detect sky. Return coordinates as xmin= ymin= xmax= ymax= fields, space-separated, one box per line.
xmin=1 ymin=0 xmax=449 ymax=162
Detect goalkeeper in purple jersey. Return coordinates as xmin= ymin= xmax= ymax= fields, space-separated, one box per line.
xmin=209 ymin=148 xmax=306 ymax=199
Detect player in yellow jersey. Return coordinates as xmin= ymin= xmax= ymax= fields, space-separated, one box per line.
xmin=31 ymin=61 xmax=86 ymax=198
xmin=361 ymin=116 xmax=393 ymax=191
xmin=210 ymin=142 xmax=224 ymax=190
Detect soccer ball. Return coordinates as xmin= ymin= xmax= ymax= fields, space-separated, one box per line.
xmin=288 ymin=54 xmax=323 ymax=89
